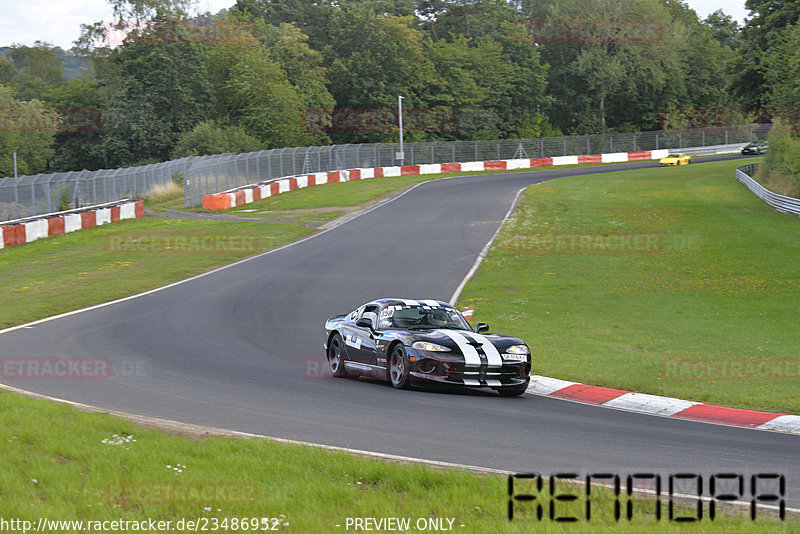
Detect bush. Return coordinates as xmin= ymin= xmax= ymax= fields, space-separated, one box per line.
xmin=171 ymin=120 xmax=264 ymax=158
xmin=760 ymin=119 xmax=800 ymax=196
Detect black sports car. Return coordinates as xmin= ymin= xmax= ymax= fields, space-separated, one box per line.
xmin=741 ymin=140 xmax=768 ymax=155
xmin=323 ymin=298 xmax=531 ymax=396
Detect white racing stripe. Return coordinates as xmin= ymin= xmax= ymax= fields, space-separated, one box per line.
xmin=421 ymin=299 xmax=441 ymax=307
xmin=462 ymin=378 xmax=481 ymax=387
xmin=464 ymin=332 xmax=503 ymax=368
xmin=401 ymin=299 xmax=420 ymax=306
xmin=437 ymin=330 xmax=481 ymax=367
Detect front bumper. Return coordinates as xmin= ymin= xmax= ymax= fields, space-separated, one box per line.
xmin=408 ymin=352 xmax=531 ymax=388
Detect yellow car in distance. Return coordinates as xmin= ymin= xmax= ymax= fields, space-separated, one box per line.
xmin=659 ymin=152 xmax=692 ymax=166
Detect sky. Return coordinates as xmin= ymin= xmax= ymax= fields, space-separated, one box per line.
xmin=0 ymin=0 xmax=750 ymax=50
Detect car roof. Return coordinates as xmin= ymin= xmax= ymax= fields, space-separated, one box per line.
xmin=365 ymin=298 xmax=452 ymax=308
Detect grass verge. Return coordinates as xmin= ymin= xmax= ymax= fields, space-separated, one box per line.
xmin=0 ymin=389 xmax=791 ymax=532
xmin=456 ymin=158 xmax=800 ymax=414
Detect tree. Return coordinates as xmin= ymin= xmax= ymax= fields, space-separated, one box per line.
xmin=762 ymin=24 xmax=800 ymax=111
xmin=704 ymin=9 xmax=740 ymax=49
xmin=7 ymin=42 xmax=65 ymax=101
xmin=324 ymin=7 xmax=436 ymax=142
xmin=43 ymin=78 xmax=106 ymax=171
xmin=535 ymin=0 xmax=731 ymax=133
xmin=204 ymin=21 xmax=314 ymax=149
xmin=417 ymin=0 xmax=516 ymax=41
xmin=101 ymin=13 xmax=214 ymax=166
xmin=235 ymin=0 xmax=335 ymax=50
xmin=732 ymin=0 xmax=800 ymax=108
xmin=260 ymin=23 xmax=336 ymax=145
xmin=423 ymin=32 xmax=549 ymax=139
xmin=0 ymin=57 xmax=15 ymax=86
xmin=0 ymin=85 xmax=57 ymax=178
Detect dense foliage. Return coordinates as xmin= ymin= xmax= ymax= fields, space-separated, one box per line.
xmin=0 ymin=0 xmax=797 ymax=178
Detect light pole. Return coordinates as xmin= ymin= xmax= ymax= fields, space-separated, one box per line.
xmin=397 ymin=95 xmax=404 ymax=165
xmin=13 ymin=150 xmax=19 ymax=219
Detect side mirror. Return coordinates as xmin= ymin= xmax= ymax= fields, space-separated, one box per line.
xmin=356 ymin=316 xmax=374 ymax=330
xmin=475 ymin=322 xmax=489 ymax=334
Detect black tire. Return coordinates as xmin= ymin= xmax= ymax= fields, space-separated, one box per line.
xmin=327 ymin=333 xmax=349 ymax=378
xmin=495 ymin=382 xmax=530 ymax=397
xmin=388 ymin=344 xmax=411 ymax=389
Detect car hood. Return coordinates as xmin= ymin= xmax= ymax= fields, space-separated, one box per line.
xmin=406 ymin=328 xmax=524 ymax=352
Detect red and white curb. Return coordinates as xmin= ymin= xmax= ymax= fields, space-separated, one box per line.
xmin=528 ymin=375 xmax=800 ymax=434
xmin=202 ymin=149 xmax=671 ymax=210
xmin=0 ymin=200 xmax=144 ymax=250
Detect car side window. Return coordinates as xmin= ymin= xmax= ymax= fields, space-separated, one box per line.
xmin=359 ymin=305 xmax=379 ymax=328
xmin=347 ymin=307 xmax=363 ymax=321
xmin=360 ymin=305 xmax=378 ymax=318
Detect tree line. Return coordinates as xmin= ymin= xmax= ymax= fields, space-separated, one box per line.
xmin=1 ymin=0 xmax=798 ymax=179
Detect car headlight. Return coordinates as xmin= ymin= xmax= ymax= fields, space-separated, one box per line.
xmin=503 ymin=345 xmax=529 ymax=362
xmin=412 ymin=341 xmax=451 ymax=352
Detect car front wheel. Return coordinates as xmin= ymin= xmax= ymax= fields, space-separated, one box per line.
xmin=388 ymin=344 xmax=411 ymax=389
xmin=327 ymin=333 xmax=349 ymax=378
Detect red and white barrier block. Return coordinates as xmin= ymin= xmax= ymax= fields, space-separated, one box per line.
xmin=202 ymin=149 xmax=672 ymax=210
xmin=0 ymin=200 xmax=144 ymax=250
xmin=529 ymin=375 xmax=800 ymax=434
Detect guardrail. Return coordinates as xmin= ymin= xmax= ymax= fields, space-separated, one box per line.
xmin=679 ymin=143 xmax=748 ymax=156
xmin=736 ymin=164 xmax=800 ymax=216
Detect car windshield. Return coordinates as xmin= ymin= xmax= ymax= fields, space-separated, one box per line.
xmin=667 ymin=153 xmax=682 ymax=158
xmin=378 ymin=304 xmax=471 ymax=330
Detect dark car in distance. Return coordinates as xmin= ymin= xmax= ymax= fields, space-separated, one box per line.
xmin=741 ymin=141 xmax=768 ymax=155
xmin=324 ymin=298 xmax=531 ymax=396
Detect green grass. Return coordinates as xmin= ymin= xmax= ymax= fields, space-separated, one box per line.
xmin=456 ymin=157 xmax=800 ymax=414
xmin=0 ymin=389 xmax=792 ymax=532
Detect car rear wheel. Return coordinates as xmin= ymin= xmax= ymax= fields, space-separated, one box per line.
xmin=495 ymin=382 xmax=530 ymax=397
xmin=327 ymin=333 xmax=349 ymax=378
xmin=388 ymin=344 xmax=411 ymax=389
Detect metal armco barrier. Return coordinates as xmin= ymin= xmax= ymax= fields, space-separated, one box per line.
xmin=736 ymin=164 xmax=800 ymax=216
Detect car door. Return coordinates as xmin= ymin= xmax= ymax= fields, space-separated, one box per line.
xmin=342 ymin=305 xmax=379 ymax=366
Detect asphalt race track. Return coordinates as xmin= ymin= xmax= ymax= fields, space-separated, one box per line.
xmin=2 ymin=154 xmax=798 ymax=509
